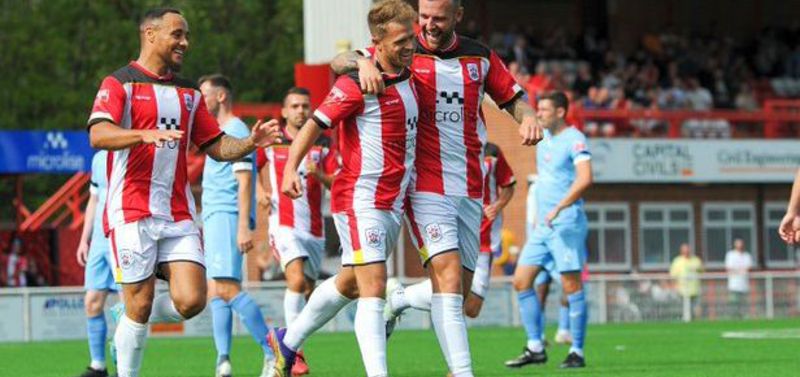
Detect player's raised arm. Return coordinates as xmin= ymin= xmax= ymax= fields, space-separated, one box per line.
xmin=330 ymin=50 xmax=384 ymax=94
xmin=282 ymin=118 xmax=325 ymax=198
xmin=204 ymin=119 xmax=281 ymax=162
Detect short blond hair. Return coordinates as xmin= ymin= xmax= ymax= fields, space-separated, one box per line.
xmin=368 ymin=0 xmax=417 ymax=39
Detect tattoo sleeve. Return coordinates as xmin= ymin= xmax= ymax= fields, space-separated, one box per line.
xmin=330 ymin=51 xmax=363 ymax=75
xmin=509 ymin=98 xmax=536 ymax=124
xmin=206 ymin=135 xmax=255 ymax=162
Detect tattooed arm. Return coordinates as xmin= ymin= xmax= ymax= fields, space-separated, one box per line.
xmin=330 ymin=50 xmax=384 ymax=94
xmin=504 ymin=97 xmax=542 ymax=146
xmin=204 ymin=119 xmax=281 ymax=161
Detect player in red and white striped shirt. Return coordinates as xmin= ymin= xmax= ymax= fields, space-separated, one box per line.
xmin=332 ymin=1 xmax=540 ymax=375
xmin=267 ymin=2 xmax=418 ymax=376
xmin=86 ymin=8 xmax=280 ymax=377
xmin=256 ymin=87 xmax=337 ymax=376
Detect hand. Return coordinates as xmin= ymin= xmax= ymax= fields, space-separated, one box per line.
xmin=257 ymin=189 xmax=272 ymax=212
xmin=282 ymin=170 xmax=303 ymax=199
xmin=250 ymin=119 xmax=282 ymax=148
xmin=357 ymin=58 xmax=384 ymax=95
xmin=140 ymin=129 xmax=183 ymax=145
xmin=519 ymin=119 xmax=543 ymax=146
xmin=545 ymin=207 xmax=561 ymax=227
xmin=306 ymin=158 xmax=320 ymax=178
xmin=778 ymin=211 xmax=800 ymax=244
xmin=76 ymin=241 xmax=89 ymax=267
xmin=238 ymin=227 xmax=254 ymax=254
xmin=484 ymin=203 xmax=500 ymax=222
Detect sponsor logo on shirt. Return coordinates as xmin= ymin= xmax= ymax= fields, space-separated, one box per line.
xmin=96 ymin=89 xmax=109 ymax=102
xmin=133 ymin=95 xmax=152 ymax=101
xmin=324 ymin=86 xmax=348 ymax=106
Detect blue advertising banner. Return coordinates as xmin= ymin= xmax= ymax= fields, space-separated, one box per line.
xmin=0 ymin=131 xmax=94 ymax=174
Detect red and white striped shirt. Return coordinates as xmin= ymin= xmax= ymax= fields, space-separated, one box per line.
xmin=256 ymin=130 xmax=338 ymax=237
xmin=312 ymin=68 xmax=418 ymax=214
xmin=480 ymin=146 xmax=515 ymax=253
xmin=87 ymin=62 xmax=223 ymax=234
xmin=360 ymin=35 xmax=522 ymax=198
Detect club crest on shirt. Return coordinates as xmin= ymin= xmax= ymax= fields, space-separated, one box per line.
xmin=425 ymin=223 xmax=443 ymax=242
xmin=466 ymin=63 xmax=480 ymax=82
xmin=365 ymin=227 xmax=385 ymax=248
xmin=183 ymin=93 xmax=194 ymax=111
xmin=325 ymin=86 xmax=348 ymax=106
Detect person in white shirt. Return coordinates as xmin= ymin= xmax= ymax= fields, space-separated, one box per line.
xmin=724 ymin=239 xmax=752 ymax=318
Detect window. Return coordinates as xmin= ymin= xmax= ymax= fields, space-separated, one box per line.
xmin=702 ymin=203 xmax=756 ymax=267
xmin=639 ymin=203 xmax=693 ymax=269
xmin=585 ymin=203 xmax=631 ymax=271
xmin=764 ymin=202 xmax=795 ymax=268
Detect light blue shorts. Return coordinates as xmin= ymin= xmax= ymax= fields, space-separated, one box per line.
xmin=534 ymin=257 xmax=560 ymax=286
xmin=203 ymin=212 xmax=243 ymax=281
xmin=519 ymin=220 xmax=588 ymax=273
xmin=84 ymin=237 xmax=119 ymax=292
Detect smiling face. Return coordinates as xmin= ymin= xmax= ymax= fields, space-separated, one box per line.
xmin=142 ymin=12 xmax=189 ymax=72
xmin=374 ymin=21 xmax=416 ymax=70
xmin=418 ymin=0 xmax=462 ymax=50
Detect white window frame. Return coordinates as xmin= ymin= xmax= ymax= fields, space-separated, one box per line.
xmin=585 ymin=202 xmax=631 ymax=271
xmin=764 ymin=202 xmax=794 ymax=268
xmin=639 ymin=202 xmax=694 ymax=271
xmin=702 ymin=202 xmax=757 ymax=268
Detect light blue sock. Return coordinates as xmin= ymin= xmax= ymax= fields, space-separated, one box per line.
xmin=518 ymin=289 xmax=543 ymax=348
xmin=567 ymin=290 xmax=588 ymax=354
xmin=538 ymin=302 xmax=546 ymax=341
xmin=558 ymin=304 xmax=570 ymax=331
xmin=210 ymin=297 xmax=233 ymax=364
xmin=230 ymin=292 xmax=273 ymax=357
xmin=87 ymin=314 xmax=107 ymax=364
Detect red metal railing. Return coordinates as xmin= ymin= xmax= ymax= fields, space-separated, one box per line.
xmin=18 ymin=173 xmax=89 ymax=231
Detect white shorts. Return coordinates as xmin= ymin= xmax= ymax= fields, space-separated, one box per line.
xmin=470 ymin=252 xmax=493 ymax=299
xmin=333 ymin=209 xmax=401 ymax=266
xmin=109 ymin=217 xmax=204 ymax=284
xmin=269 ymin=216 xmax=324 ymax=280
xmin=405 ymin=192 xmax=481 ymax=271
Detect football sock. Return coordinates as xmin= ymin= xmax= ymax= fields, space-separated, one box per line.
xmin=230 ymin=292 xmax=273 ymax=357
xmin=87 ymin=313 xmax=107 ymax=369
xmin=518 ymin=289 xmax=544 ymax=351
xmin=538 ymin=302 xmax=547 ymax=341
xmin=148 ymin=293 xmax=184 ymax=323
xmin=404 ymin=279 xmax=432 ymax=311
xmin=209 ymin=297 xmax=232 ymax=364
xmin=284 ymin=276 xmax=352 ymax=351
xmin=114 ymin=314 xmax=148 ymax=377
xmin=559 ymin=303 xmax=570 ymax=331
xmin=283 ymin=289 xmax=306 ymax=327
xmin=568 ymin=290 xmax=588 ymax=356
xmin=431 ymin=293 xmax=473 ymax=377
xmin=354 ymin=297 xmax=388 ymax=377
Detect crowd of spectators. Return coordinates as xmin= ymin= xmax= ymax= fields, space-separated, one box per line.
xmin=471 ymin=23 xmax=800 ymax=137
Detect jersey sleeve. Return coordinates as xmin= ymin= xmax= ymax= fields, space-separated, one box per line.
xmin=255 ymin=147 xmax=268 ymax=170
xmin=570 ymin=132 xmax=591 ymax=164
xmin=227 ymin=121 xmax=253 ymax=173
xmin=485 ymin=50 xmax=524 ymax=109
xmin=494 ymin=150 xmax=516 ymax=187
xmin=192 ymin=94 xmax=224 ymax=150
xmin=89 ymin=152 xmax=105 ymax=195
xmin=87 ymin=76 xmax=126 ymax=129
xmin=312 ymin=76 xmax=364 ymax=129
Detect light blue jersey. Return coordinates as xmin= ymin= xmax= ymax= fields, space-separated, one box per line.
xmin=85 ymin=150 xmax=117 ymax=291
xmin=201 ymin=117 xmax=254 ymax=281
xmin=201 ymin=117 xmax=253 ymax=217
xmin=535 ymin=127 xmax=591 ymax=225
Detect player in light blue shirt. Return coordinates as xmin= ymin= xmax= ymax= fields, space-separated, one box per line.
xmin=506 ymin=92 xmax=593 ymax=369
xmin=198 ymin=74 xmax=274 ymax=377
xmin=75 ymin=150 xmax=121 ymax=377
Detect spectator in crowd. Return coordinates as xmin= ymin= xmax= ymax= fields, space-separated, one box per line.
xmin=724 ymin=239 xmax=753 ymax=318
xmin=669 ymin=243 xmax=703 ymax=319
xmin=6 ymin=237 xmax=28 ymax=287
xmin=735 ymin=82 xmax=760 ymax=111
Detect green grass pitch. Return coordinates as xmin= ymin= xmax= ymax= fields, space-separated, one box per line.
xmin=2 ymin=319 xmax=798 ymax=376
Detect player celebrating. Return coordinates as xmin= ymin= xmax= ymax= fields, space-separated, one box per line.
xmin=87 ymin=8 xmax=280 ymax=377
xmin=332 ymin=1 xmax=540 ymax=374
xmin=505 ymin=91 xmax=592 ymax=369
xmin=267 ymin=1 xmax=418 ymax=376
xmin=256 ymin=87 xmax=337 ymax=376
xmin=383 ymin=141 xmax=516 ymax=328
xmin=74 ymin=150 xmax=120 ymax=377
xmin=198 ymin=74 xmax=275 ymax=377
